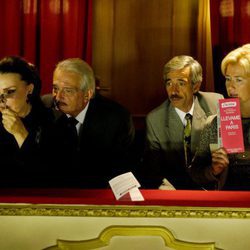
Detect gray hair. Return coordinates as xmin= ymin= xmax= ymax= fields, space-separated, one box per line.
xmin=221 ymin=45 xmax=250 ymax=76
xmin=163 ymin=55 xmax=203 ymax=85
xmin=55 ymin=58 xmax=95 ymax=94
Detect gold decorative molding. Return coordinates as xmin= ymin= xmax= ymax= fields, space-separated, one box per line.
xmin=0 ymin=204 xmax=250 ymax=219
xmin=44 ymin=225 xmax=222 ymax=250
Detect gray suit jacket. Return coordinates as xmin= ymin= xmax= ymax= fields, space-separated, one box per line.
xmin=143 ymin=91 xmax=223 ymax=189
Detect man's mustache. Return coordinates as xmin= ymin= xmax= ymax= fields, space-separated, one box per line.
xmin=170 ymin=94 xmax=181 ymax=99
xmin=53 ymin=99 xmax=66 ymax=110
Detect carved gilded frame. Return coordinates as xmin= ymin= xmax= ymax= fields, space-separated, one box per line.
xmin=0 ymin=204 xmax=249 ymax=219
xmin=44 ymin=225 xmax=223 ymax=250
xmin=1 ymin=204 xmax=249 ymax=249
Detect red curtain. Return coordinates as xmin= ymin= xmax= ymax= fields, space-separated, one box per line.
xmin=0 ymin=0 xmax=92 ymax=94
xmin=210 ymin=0 xmax=250 ymax=95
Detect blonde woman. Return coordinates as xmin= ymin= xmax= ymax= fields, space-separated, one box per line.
xmin=190 ymin=45 xmax=250 ymax=190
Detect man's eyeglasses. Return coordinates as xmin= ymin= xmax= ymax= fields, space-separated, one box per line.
xmin=52 ymin=86 xmax=81 ymax=96
xmin=165 ymin=80 xmax=188 ymax=88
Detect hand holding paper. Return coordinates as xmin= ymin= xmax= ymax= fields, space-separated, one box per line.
xmin=211 ymin=147 xmax=229 ymax=176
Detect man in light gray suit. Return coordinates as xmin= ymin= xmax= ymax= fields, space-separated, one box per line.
xmin=142 ymin=55 xmax=223 ymax=190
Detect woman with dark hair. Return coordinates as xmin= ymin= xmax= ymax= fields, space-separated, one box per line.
xmin=0 ymin=56 xmax=54 ymax=187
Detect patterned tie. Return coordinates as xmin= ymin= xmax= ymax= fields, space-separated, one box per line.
xmin=184 ymin=113 xmax=192 ymax=167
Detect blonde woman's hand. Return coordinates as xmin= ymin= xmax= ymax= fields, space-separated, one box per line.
xmin=211 ymin=147 xmax=229 ymax=176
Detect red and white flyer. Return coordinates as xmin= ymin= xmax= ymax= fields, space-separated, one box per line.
xmin=218 ymin=98 xmax=244 ymax=154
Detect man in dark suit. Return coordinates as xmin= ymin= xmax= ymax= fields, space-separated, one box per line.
xmin=142 ymin=55 xmax=223 ymax=190
xmin=50 ymin=58 xmax=135 ymax=188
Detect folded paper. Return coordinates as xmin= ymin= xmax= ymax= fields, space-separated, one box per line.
xmin=109 ymin=172 xmax=144 ymax=201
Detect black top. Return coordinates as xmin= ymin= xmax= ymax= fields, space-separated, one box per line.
xmin=225 ymin=118 xmax=250 ymax=190
xmin=0 ymin=103 xmax=54 ymax=187
xmin=50 ymin=94 xmax=135 ymax=188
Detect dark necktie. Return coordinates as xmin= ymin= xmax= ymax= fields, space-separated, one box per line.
xmin=67 ymin=117 xmax=79 ymax=146
xmin=184 ymin=113 xmax=192 ymax=167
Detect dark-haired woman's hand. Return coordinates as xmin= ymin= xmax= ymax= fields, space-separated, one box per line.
xmin=2 ymin=108 xmax=28 ymax=147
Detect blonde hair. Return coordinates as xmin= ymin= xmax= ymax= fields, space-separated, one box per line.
xmin=221 ymin=45 xmax=250 ymax=76
xmin=242 ymin=44 xmax=250 ymax=50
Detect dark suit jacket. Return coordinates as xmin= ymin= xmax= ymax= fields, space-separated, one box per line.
xmin=50 ymin=94 xmax=135 ymax=188
xmin=141 ymin=91 xmax=223 ymax=190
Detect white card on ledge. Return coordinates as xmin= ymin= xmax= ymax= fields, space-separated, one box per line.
xmin=109 ymin=172 xmax=144 ymax=201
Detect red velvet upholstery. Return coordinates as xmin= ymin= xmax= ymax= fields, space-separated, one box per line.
xmin=0 ymin=189 xmax=250 ymax=208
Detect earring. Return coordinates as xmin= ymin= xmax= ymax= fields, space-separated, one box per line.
xmin=26 ymin=93 xmax=32 ymax=103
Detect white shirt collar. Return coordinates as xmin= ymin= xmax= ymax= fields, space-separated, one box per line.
xmin=175 ymin=97 xmax=195 ymax=126
xmin=75 ymin=102 xmax=90 ymax=125
xmin=66 ymin=102 xmax=90 ymax=124
xmin=66 ymin=102 xmax=90 ymax=133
